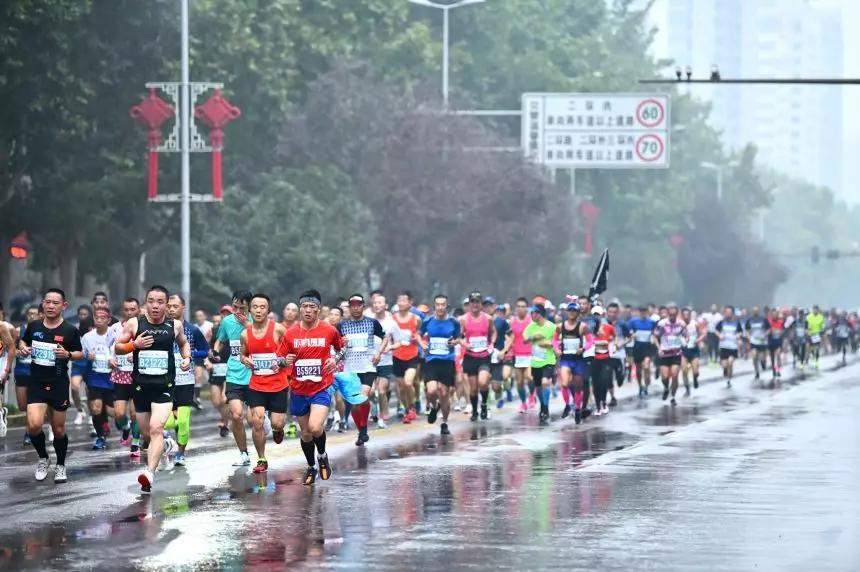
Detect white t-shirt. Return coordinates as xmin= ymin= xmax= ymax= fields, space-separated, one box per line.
xmin=197 ymin=320 xmax=214 ymax=342
xmin=703 ymin=312 xmax=722 ymax=333
xmin=81 ymin=329 xmax=115 ymax=374
xmin=375 ymin=313 xmax=397 ymax=368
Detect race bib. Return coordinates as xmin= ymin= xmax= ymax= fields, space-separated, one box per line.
xmin=665 ymin=335 xmax=682 ymax=350
xmin=31 ymin=340 xmax=57 ymax=367
xmin=295 ymin=358 xmax=323 ymax=382
xmin=399 ymin=329 xmax=413 ymax=344
xmin=212 ymin=362 xmax=228 ymax=377
xmin=229 ymin=339 xmax=241 ymax=357
xmin=531 ymin=344 xmax=546 ymax=361
xmin=174 ymin=353 xmax=194 ymax=385
xmin=635 ymin=330 xmax=652 ymax=343
xmin=93 ymin=351 xmax=111 ymax=374
xmin=138 ymin=350 xmax=169 ymax=376
xmin=490 ymin=349 xmax=500 ymax=364
xmin=515 ymin=354 xmax=531 ymax=368
xmin=562 ymin=338 xmax=581 ymax=354
xmin=468 ymin=336 xmax=488 ymax=352
xmin=251 ymin=352 xmax=277 ymax=375
xmin=428 ymin=337 xmax=449 ymax=356
xmin=116 ymin=352 xmax=134 ymax=372
xmin=346 ymin=333 xmax=369 ymax=352
xmin=810 ymin=334 xmax=821 ymax=344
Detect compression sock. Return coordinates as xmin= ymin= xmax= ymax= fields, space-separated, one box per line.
xmin=313 ymin=431 xmax=327 ymax=455
xmin=92 ymin=411 xmax=106 ymax=437
xmin=573 ymin=390 xmax=584 ymax=410
xmin=114 ymin=415 xmax=128 ymax=432
xmin=300 ymin=438 xmax=316 ymax=467
xmin=517 ymin=386 xmax=527 ymax=403
xmin=55 ymin=434 xmax=69 ymax=465
xmin=131 ymin=418 xmax=140 ymax=439
xmin=164 ymin=412 xmax=177 ymax=431
xmin=350 ymin=402 xmax=370 ymax=430
xmin=176 ymin=406 xmax=191 ymax=447
xmin=470 ymin=394 xmax=479 ymax=412
xmin=541 ymin=387 xmax=551 ymax=408
xmin=31 ymin=431 xmax=48 ymax=459
xmin=480 ymin=388 xmax=489 ymax=406
xmin=561 ymin=386 xmax=571 ymax=405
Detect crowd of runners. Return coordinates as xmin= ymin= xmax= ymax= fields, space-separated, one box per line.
xmin=0 ymin=287 xmax=855 ymax=493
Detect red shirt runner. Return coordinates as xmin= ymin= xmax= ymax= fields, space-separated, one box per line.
xmin=247 ymin=320 xmax=288 ymax=392
xmin=277 ymin=321 xmax=343 ymax=396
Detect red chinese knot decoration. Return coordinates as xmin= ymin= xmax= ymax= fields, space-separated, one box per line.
xmin=195 ymin=89 xmax=241 ymax=200
xmin=129 ymin=89 xmax=175 ymax=199
xmin=578 ymin=200 xmax=600 ymax=255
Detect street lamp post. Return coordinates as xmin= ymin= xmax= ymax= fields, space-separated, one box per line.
xmin=408 ymin=0 xmax=485 ymax=109
xmin=700 ymin=161 xmax=737 ymax=202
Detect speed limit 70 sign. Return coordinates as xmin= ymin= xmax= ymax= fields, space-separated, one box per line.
xmin=522 ymin=93 xmax=671 ymax=169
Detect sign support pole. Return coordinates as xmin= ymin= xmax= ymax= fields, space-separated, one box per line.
xmin=180 ymin=0 xmax=191 ymax=318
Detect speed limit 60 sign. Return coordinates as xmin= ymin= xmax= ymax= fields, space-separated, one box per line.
xmin=522 ymin=93 xmax=670 ymax=169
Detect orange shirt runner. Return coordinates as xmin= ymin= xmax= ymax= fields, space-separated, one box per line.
xmin=246 ymin=320 xmax=289 ymax=392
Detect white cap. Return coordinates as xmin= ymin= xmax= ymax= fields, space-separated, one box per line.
xmin=592 ymin=305 xmax=605 ymax=316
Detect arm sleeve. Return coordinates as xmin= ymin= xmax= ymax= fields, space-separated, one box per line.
xmin=372 ymin=319 xmax=385 ymax=339
xmin=192 ymin=326 xmax=209 ymax=359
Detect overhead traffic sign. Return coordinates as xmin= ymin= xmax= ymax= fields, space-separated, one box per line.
xmin=521 ymin=93 xmax=670 ymax=169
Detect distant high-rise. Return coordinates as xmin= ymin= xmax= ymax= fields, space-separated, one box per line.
xmin=653 ymin=0 xmax=844 ymax=198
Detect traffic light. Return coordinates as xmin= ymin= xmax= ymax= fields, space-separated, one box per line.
xmin=9 ymin=232 xmax=29 ymax=260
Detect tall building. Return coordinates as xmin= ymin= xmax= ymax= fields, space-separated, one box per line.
xmin=652 ymin=0 xmax=845 ymax=199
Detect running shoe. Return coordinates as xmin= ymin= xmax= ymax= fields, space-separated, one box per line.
xmin=726 ymin=379 xmax=732 ymax=388
xmin=453 ymin=401 xmax=462 ymax=412
xmin=325 ymin=415 xmax=334 ymax=432
xmin=273 ymin=428 xmax=285 ymax=444
xmin=35 ymin=458 xmax=50 ymax=481
xmin=506 ymin=388 xmax=514 ymax=402
xmin=402 ymin=412 xmax=412 ymax=425
xmin=191 ymin=398 xmax=203 ymax=411
xmin=318 ymin=453 xmax=332 ymax=480
xmin=670 ymin=398 xmax=677 ymax=407
xmin=253 ymin=459 xmax=268 ymax=474
xmin=0 ymin=407 xmax=6 ymax=437
xmin=232 ymin=451 xmax=251 ymax=466
xmin=527 ymin=393 xmax=536 ymax=409
xmin=427 ymin=406 xmax=438 ymax=425
xmin=302 ymin=466 xmax=317 ymax=486
xmin=440 ymin=422 xmax=450 ymax=435
xmin=23 ymin=434 xmax=31 ymax=447
xmin=638 ymin=387 xmax=646 ymax=399
xmin=662 ymin=388 xmax=669 ymax=401
xmin=73 ymin=410 xmax=86 ymax=425
xmin=581 ymin=408 xmax=592 ymax=420
xmin=355 ymin=428 xmax=369 ymax=446
xmin=693 ymin=378 xmax=699 ymax=389
xmin=480 ymin=404 xmax=488 ymax=420
xmin=561 ymin=404 xmax=571 ymax=419
xmin=219 ymin=424 xmax=229 ymax=438
xmin=120 ymin=429 xmax=131 ymax=445
xmin=54 ymin=465 xmax=67 ymax=484
xmin=174 ymin=453 xmax=186 ymax=466
xmin=538 ymin=410 xmax=549 ymax=426
xmin=92 ymin=437 xmax=106 ymax=450
xmin=138 ymin=469 xmax=154 ymax=494
xmin=594 ymin=408 xmax=604 ymax=417
xmin=397 ymin=405 xmax=406 ymax=418
xmin=377 ymin=418 xmax=387 ymax=429
xmin=496 ymin=398 xmax=505 ymax=409
xmin=574 ymin=408 xmax=582 ymax=425
xmin=470 ymin=410 xmax=478 ymax=422
xmin=130 ymin=444 xmax=141 ymax=459
xmin=684 ymin=387 xmax=691 ymax=398
xmin=518 ymin=402 xmax=528 ymax=414
xmin=337 ymin=420 xmax=347 ymax=433
xmin=609 ymin=397 xmax=618 ymax=407
xmin=408 ymin=409 xmax=419 ymax=422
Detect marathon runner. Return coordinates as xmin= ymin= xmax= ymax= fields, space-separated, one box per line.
xmin=806 ymin=305 xmax=826 ymax=370
xmin=0 ymin=314 xmax=14 ymax=438
xmin=164 ymin=294 xmax=209 ymax=466
xmin=702 ymin=304 xmax=722 ymax=364
xmin=275 ymin=289 xmax=341 ymax=485
xmin=767 ymin=308 xmax=786 ymax=378
xmin=716 ymin=306 xmax=743 ymax=387
xmin=369 ymin=294 xmax=396 ymax=429
xmin=209 ymin=305 xmax=233 ymax=437
xmin=17 ymin=288 xmax=83 ymax=484
xmin=11 ymin=305 xmax=41 ymax=444
xmin=391 ymin=292 xmax=422 ymax=424
xmin=109 ymin=298 xmax=140 ymax=455
xmin=589 ymin=306 xmax=615 ymax=416
xmin=833 ymin=311 xmax=853 ymax=365
xmin=114 ymin=285 xmax=191 ymax=494
xmin=653 ymin=303 xmax=686 ymax=406
xmin=680 ymin=307 xmax=705 ymax=394
xmin=628 ymin=306 xmax=656 ymax=398
xmin=523 ymin=304 xmax=556 ymax=425
xmin=507 ymin=297 xmax=533 ymax=413
xmin=459 ymin=292 xmax=497 ymax=422
xmin=578 ymin=295 xmax=599 ymax=417
xmin=420 ymin=294 xmax=461 ymax=435
xmin=81 ymin=307 xmax=116 ymax=450
xmin=745 ymin=306 xmax=770 ymax=381
xmin=70 ymin=303 xmax=93 ymax=428
xmin=556 ymin=301 xmax=588 ymax=423
xmin=490 ymin=301 xmax=511 ymax=409
xmin=337 ymin=294 xmax=388 ymax=446
xmin=239 ymin=293 xmax=288 ymax=473
xmin=605 ymin=302 xmax=628 ymax=407
xmin=213 ymin=290 xmax=253 ymax=467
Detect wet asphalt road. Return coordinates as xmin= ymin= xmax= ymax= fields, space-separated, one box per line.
xmin=0 ymin=355 xmax=858 ymax=571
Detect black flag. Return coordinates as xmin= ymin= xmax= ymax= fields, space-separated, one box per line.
xmin=587 ymin=248 xmax=609 ymax=302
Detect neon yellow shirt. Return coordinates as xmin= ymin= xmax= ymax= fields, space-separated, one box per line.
xmin=805 ymin=313 xmax=825 ymax=335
